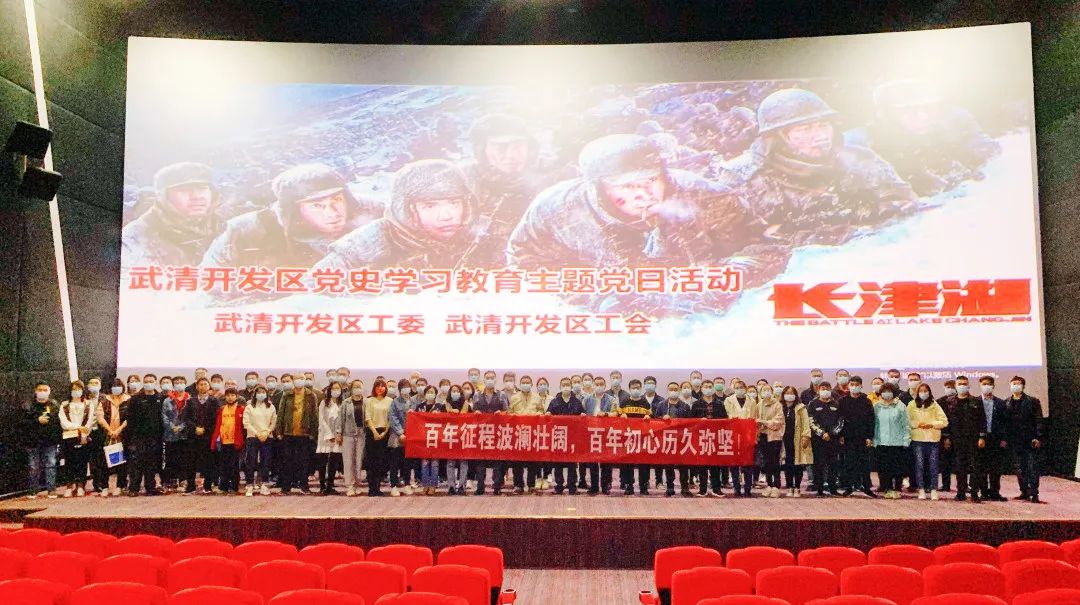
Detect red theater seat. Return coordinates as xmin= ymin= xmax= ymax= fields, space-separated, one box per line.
xmin=116 ymin=535 xmax=175 ymax=559
xmin=26 ymin=551 xmax=98 ymax=589
xmin=438 ymin=545 xmax=506 ymax=605
xmin=670 ymin=567 xmax=752 ymax=605
xmin=726 ymin=547 xmax=796 ymax=583
xmin=933 ymin=543 xmax=999 ymax=567
xmin=375 ymin=594 xmax=469 ymax=605
xmin=697 ymin=599 xmax=789 ymax=605
xmin=1003 ymin=559 xmax=1080 ymax=601
xmin=268 ymin=588 xmax=365 ymax=605
xmin=806 ymin=597 xmax=897 ymax=605
xmin=922 ymin=563 xmax=1006 ymax=599
xmin=910 ymin=595 xmax=1007 ymax=605
xmin=411 ymin=565 xmax=490 ymax=605
xmin=0 ymin=578 xmax=73 ymax=605
xmin=70 ymin=581 xmax=168 ymax=605
xmin=0 ymin=546 xmax=32 ymax=580
xmin=1060 ymin=539 xmax=1080 ymax=566
xmin=867 ymin=545 xmax=935 ymax=572
xmin=840 ymin=565 xmax=922 ymax=605
xmin=166 ymin=555 xmax=247 ymax=593
xmin=1013 ymin=588 xmax=1080 ymax=605
xmin=327 ymin=561 xmax=407 ymax=605
xmin=233 ymin=541 xmax=299 ymax=567
xmin=299 ymin=543 xmax=365 ymax=573
xmin=798 ymin=547 xmax=867 ymax=577
xmin=0 ymin=529 xmax=61 ymax=555
xmin=756 ymin=566 xmax=839 ymax=605
xmin=651 ymin=546 xmax=724 ymax=605
xmin=241 ymin=561 xmax=325 ymax=601
xmin=367 ymin=545 xmax=433 ymax=588
xmin=999 ymin=540 xmax=1067 ymax=565
xmin=169 ymin=585 xmax=265 ymax=605
xmin=170 ymin=538 xmax=233 ymax=561
xmin=56 ymin=532 xmax=119 ymax=558
xmin=94 ymin=554 xmax=168 ymax=586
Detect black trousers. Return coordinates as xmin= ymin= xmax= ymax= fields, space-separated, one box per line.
xmin=619 ymin=465 xmax=650 ymax=492
xmin=811 ymin=440 xmax=840 ymax=493
xmin=365 ymin=429 xmax=388 ymax=495
xmin=512 ymin=462 xmax=538 ymax=489
xmin=697 ymin=466 xmax=722 ymax=494
xmin=553 ymin=463 xmax=577 ymax=493
xmin=163 ymin=440 xmax=191 ymax=487
xmin=877 ymin=446 xmax=907 ymax=491
xmin=663 ymin=466 xmax=691 ymax=492
xmin=841 ymin=443 xmax=872 ymax=492
xmin=474 ymin=460 xmax=505 ymax=493
xmin=940 ymin=439 xmax=954 ymax=490
xmin=127 ymin=438 xmax=161 ymax=494
xmin=580 ymin=463 xmax=600 ymax=493
xmin=217 ymin=446 xmax=241 ymax=492
xmin=762 ymin=441 xmax=783 ymax=488
xmin=189 ymin=438 xmax=217 ymax=490
xmin=60 ymin=440 xmax=89 ymax=486
xmin=317 ymin=453 xmax=342 ymax=491
xmin=280 ymin=436 xmax=312 ymax=491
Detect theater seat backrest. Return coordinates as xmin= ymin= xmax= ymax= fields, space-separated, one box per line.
xmin=756 ymin=566 xmax=839 ymax=605
xmin=923 ymin=563 xmax=1006 ymax=599
xmin=726 ymin=547 xmax=796 ymax=583
xmin=1003 ymin=559 xmax=1080 ymax=601
xmin=670 ymin=567 xmax=752 ymax=605
xmin=840 ymin=564 xmax=923 ymax=605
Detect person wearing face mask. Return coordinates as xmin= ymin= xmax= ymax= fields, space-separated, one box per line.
xmin=908 ymin=382 xmax=948 ymax=500
xmin=315 ymin=383 xmax=344 ymax=495
xmin=689 ymin=371 xmax=705 ymax=401
xmin=22 ymin=382 xmax=61 ymax=498
xmin=1007 ymin=376 xmax=1045 ymax=503
xmin=472 ymin=371 xmax=509 ymax=496
xmin=242 ymin=372 xmax=260 ymax=403
xmin=416 ymin=386 xmax=446 ymax=496
xmin=947 ymin=376 xmax=987 ymax=502
xmin=127 ymin=374 xmax=143 ymax=396
xmin=807 ymin=381 xmax=844 ymax=497
xmin=615 ymin=379 xmax=653 ymax=495
xmin=753 ymin=379 xmax=773 ymax=489
xmin=691 ymin=379 xmax=727 ymax=497
xmin=81 ymin=378 xmax=109 ymax=496
xmin=274 ymin=372 xmax=319 ymax=495
xmin=58 ymin=381 xmax=94 ymax=497
xmin=209 ymin=374 xmax=226 ymax=400
xmin=575 ymin=373 xmax=597 ymax=491
xmin=127 ymin=374 xmax=165 ymax=496
xmin=712 ymin=377 xmax=733 ymax=489
xmin=386 ymin=379 xmax=415 ymax=497
xmin=509 ymin=375 xmax=544 ymax=495
xmin=886 ymin=369 xmax=903 ymax=388
xmin=187 ymin=368 xmax=208 ymax=396
xmin=188 ymin=377 xmax=221 ymax=494
xmin=161 ymin=376 xmax=194 ymax=493
xmin=529 ymin=378 xmax=552 ymax=491
xmin=975 ymin=375 xmax=1010 ymax=502
xmin=936 ymin=379 xmax=959 ymax=492
xmin=268 ymin=373 xmax=294 ymax=485
xmin=640 ymin=375 xmax=666 ymax=491
xmin=901 ymin=372 xmax=922 ymax=404
xmin=340 ymin=379 xmax=367 ymax=497
xmin=211 ymin=388 xmax=246 ymax=494
xmin=265 ymin=375 xmax=279 ymax=395
xmin=661 ymin=382 xmax=695 ymax=497
xmin=466 ymin=368 xmax=482 ymax=391
xmin=435 ymin=379 xmax=452 ymax=405
xmin=757 ymin=381 xmax=784 ymax=498
xmin=800 ymin=369 xmax=825 ymax=406
xmin=838 ymin=376 xmax=876 ymax=498
xmin=873 ymin=383 xmax=911 ymax=499
xmin=443 ymin=383 xmax=472 ymax=495
xmin=95 ymin=379 xmax=130 ymax=496
xmin=547 ymin=378 xmax=585 ymax=495
xmin=778 ymin=386 xmax=812 ymax=497
xmin=832 ymin=370 xmax=852 ymax=399
xmin=867 ymin=377 xmax=885 ymax=405
xmin=607 ymin=371 xmax=630 ymax=407
xmin=723 ymin=380 xmax=759 ymax=497
xmin=363 ymin=380 xmax=393 ymax=497
xmin=243 ymin=385 xmax=277 ymax=497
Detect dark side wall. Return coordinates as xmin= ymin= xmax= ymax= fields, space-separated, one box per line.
xmin=0 ymin=1 xmax=1078 ymax=491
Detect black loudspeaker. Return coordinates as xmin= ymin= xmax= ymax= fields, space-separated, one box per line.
xmin=5 ymin=120 xmax=52 ymax=160
xmin=18 ymin=164 xmax=63 ymax=200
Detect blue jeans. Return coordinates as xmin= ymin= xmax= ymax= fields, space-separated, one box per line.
xmin=27 ymin=445 xmax=58 ymax=493
xmin=421 ymin=459 xmax=439 ymax=488
xmin=447 ymin=459 xmax=468 ymax=490
xmin=245 ymin=439 xmax=273 ymax=485
xmin=914 ymin=441 xmax=940 ymax=491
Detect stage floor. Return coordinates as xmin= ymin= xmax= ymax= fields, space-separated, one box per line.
xmin=5 ymin=476 xmax=1079 ymax=568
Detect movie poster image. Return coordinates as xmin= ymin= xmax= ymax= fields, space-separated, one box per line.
xmin=118 ymin=34 xmax=1043 ymax=379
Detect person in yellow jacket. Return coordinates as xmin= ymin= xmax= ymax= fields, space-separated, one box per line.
xmin=724 ymin=380 xmax=760 ymax=497
xmin=908 ymin=383 xmax=949 ymax=501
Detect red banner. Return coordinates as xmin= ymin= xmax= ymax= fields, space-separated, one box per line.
xmin=404 ymin=412 xmax=757 ymax=466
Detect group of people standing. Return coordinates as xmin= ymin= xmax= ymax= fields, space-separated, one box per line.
xmin=20 ymin=367 xmax=1045 ymax=503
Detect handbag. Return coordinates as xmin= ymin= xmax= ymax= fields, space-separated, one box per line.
xmin=104 ymin=442 xmax=126 ymax=468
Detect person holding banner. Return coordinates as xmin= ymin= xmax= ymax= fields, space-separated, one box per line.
xmin=547 ymin=378 xmax=585 ymax=495
xmin=509 ymin=375 xmax=544 ymax=495
xmin=615 ymin=380 xmax=654 ymax=496
xmin=95 ymin=379 xmax=130 ymax=496
xmin=446 ymin=383 xmax=471 ymax=496
xmin=779 ymin=386 xmax=811 ymax=498
xmin=473 ymin=371 xmax=509 ymax=495
xmin=692 ymin=379 xmax=727 ymax=497
xmin=664 ymin=382 xmax=695 ymax=497
xmin=724 ymin=380 xmax=759 ymax=497
xmin=534 ymin=377 xmax=553 ymax=491
xmin=416 ymin=386 xmax=446 ymax=495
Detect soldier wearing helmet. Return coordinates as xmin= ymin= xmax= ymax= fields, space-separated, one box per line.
xmin=456 ymin=114 xmax=551 ymax=267
xmin=718 ymin=88 xmax=917 ymax=245
xmin=313 ymin=159 xmax=477 ymax=272
xmin=121 ymin=162 xmax=224 ymax=269
xmin=200 ymin=163 xmax=380 ymax=272
xmin=850 ymin=79 xmax=1000 ymax=196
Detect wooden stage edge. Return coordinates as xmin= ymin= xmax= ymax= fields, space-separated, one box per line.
xmin=9 ymin=476 xmax=1080 ymax=569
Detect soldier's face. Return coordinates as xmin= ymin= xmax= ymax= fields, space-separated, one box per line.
xmin=781 ymin=120 xmax=834 ymax=159
xmin=167 ymin=184 xmax=213 ymax=217
xmin=298 ymin=191 xmax=348 ymax=235
xmin=414 ymin=198 xmax=465 ymax=240
xmin=485 ymin=138 xmax=530 ymax=175
xmin=601 ymin=175 xmax=666 ymax=219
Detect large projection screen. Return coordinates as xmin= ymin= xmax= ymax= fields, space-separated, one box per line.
xmin=119 ymin=24 xmax=1046 ymax=401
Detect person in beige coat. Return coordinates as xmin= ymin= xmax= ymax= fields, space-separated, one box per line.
xmin=758 ymin=386 xmax=785 ymax=497
xmin=779 ymin=385 xmax=813 ymax=497
xmin=724 ymin=380 xmax=760 ymax=497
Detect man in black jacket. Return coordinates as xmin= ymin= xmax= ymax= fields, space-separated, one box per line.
xmin=188 ymin=377 xmax=221 ymax=494
xmin=936 ymin=379 xmax=958 ymax=491
xmin=127 ymin=374 xmax=165 ymax=496
xmin=838 ymin=376 xmax=876 ymax=497
xmin=976 ymin=375 xmax=1011 ymax=502
xmin=548 ymin=378 xmax=585 ymax=495
xmin=22 ymin=382 xmax=61 ymax=497
xmin=617 ymin=380 xmax=655 ymax=495
xmin=1007 ymin=376 xmax=1046 ymax=503
xmin=808 ymin=381 xmax=844 ymax=496
xmin=692 ymin=379 xmax=727 ymax=497
xmin=800 ymin=369 xmax=825 ymax=406
xmin=948 ymin=376 xmax=988 ymax=502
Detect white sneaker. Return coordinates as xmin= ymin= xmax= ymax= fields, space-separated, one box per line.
xmin=402 ymin=485 xmax=413 ymax=496
xmin=111 ymin=487 xmax=121 ymax=496
xmin=260 ymin=485 xmax=271 ymax=496
xmin=346 ymin=486 xmax=356 ymax=497
xmin=533 ymin=479 xmax=543 ymax=491
xmin=918 ymin=491 xmax=927 ymax=500
xmin=76 ymin=487 xmax=85 ymax=497
xmin=47 ymin=492 xmax=58 ymax=499
xmin=902 ymin=478 xmax=910 ymax=489
xmin=63 ymin=488 xmax=73 ymax=498
xmin=787 ymin=488 xmax=795 ymax=497
xmin=100 ymin=489 xmax=109 ymax=497
xmin=793 ymin=489 xmax=801 ymax=498
xmin=930 ymin=490 xmax=940 ymax=501
xmin=245 ymin=486 xmax=254 ymax=497
xmin=390 ymin=487 xmax=400 ymax=497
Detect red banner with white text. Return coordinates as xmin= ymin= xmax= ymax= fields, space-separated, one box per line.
xmin=404 ymin=412 xmax=757 ymax=466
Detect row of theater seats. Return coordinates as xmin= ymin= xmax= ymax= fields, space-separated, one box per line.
xmin=0 ymin=528 xmax=515 ymax=605
xmin=642 ymin=540 xmax=1080 ymax=605
xmin=657 ymin=593 xmax=1080 ymax=605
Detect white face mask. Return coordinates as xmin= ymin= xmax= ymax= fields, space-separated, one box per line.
xmin=352 ymin=388 xmax=364 ymax=397
xmin=981 ymin=384 xmax=994 ymax=395
xmin=957 ymin=384 xmax=969 ymax=395
xmin=881 ymin=391 xmax=895 ymax=401
xmin=668 ymin=390 xmax=679 ymax=399
xmin=909 ymin=380 xmax=921 ymax=390
xmin=111 ymin=386 xmax=123 ymax=396
xmin=425 ymin=393 xmax=436 ymax=401
xmin=837 ymin=375 xmax=849 ymax=385
xmin=871 ymin=384 xmax=882 ymax=393
xmin=943 ymin=387 xmax=956 ymax=397
xmin=282 ymin=382 xmax=294 ymax=391
xmin=773 ymin=387 xmax=783 ymax=397
xmin=561 ymin=386 xmax=572 ymax=396
xmin=747 ymin=391 xmax=758 ymax=400
xmin=1010 ymin=384 xmax=1024 ymax=394
xmin=735 ymin=388 xmax=746 ymax=398
xmin=818 ymin=389 xmax=831 ymax=399
xmin=810 ymin=376 xmax=823 ymax=385
xmin=71 ymin=390 xmax=83 ymax=399
xmin=783 ymin=393 xmax=796 ymax=402
xmin=918 ymin=391 xmax=930 ymax=401
xmin=255 ymin=393 xmax=267 ymax=402
xmin=266 ymin=381 xmax=278 ymax=390
xmin=690 ymin=378 xmax=702 ymax=388
xmin=330 ymin=389 xmax=342 ymax=398
xmin=849 ymin=385 xmax=862 ymax=395
xmin=35 ymin=391 xmax=50 ymax=402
